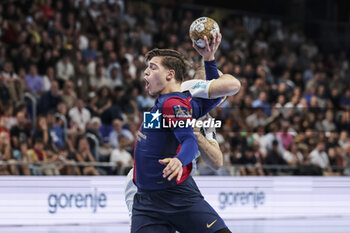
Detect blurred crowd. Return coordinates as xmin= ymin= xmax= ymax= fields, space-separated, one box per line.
xmin=0 ymin=0 xmax=349 ymax=176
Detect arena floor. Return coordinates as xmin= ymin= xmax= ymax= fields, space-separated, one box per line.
xmin=1 ymin=217 xmax=350 ymax=233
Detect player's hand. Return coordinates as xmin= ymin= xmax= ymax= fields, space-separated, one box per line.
xmin=193 ymin=125 xmax=201 ymax=139
xmin=192 ymin=31 xmax=222 ymax=61
xmin=159 ymin=158 xmax=183 ymax=181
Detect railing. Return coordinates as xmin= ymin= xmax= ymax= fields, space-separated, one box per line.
xmin=1 ymin=160 xmax=347 ymax=176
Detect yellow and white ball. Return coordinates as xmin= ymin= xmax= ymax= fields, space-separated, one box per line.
xmin=189 ymin=17 xmax=220 ymax=48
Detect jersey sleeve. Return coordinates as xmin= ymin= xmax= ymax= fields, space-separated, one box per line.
xmin=162 ymin=97 xmax=192 ymax=125
xmin=191 ymin=97 xmax=222 ymax=119
xmin=181 ymin=79 xmax=215 ymax=99
xmin=162 ymin=97 xmax=198 ymax=166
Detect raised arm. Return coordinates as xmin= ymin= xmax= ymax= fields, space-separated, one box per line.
xmin=190 ymin=32 xmax=241 ymax=98
xmin=208 ymin=74 xmax=241 ymax=98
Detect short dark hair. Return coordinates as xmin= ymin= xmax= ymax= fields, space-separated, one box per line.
xmin=145 ymin=48 xmax=189 ymax=83
xmin=34 ymin=137 xmax=44 ymax=145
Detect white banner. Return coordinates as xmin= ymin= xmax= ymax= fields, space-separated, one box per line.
xmin=0 ymin=176 xmax=129 ymax=225
xmin=1 ymin=176 xmax=350 ymax=225
xmin=194 ymin=176 xmax=350 ymax=220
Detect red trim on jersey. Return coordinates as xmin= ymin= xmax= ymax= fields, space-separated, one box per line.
xmin=177 ymin=163 xmax=193 ymax=184
xmin=174 ymin=139 xmax=193 ymax=184
xmin=163 ymin=96 xmax=194 ymax=184
xmin=162 ymin=97 xmax=192 ymax=125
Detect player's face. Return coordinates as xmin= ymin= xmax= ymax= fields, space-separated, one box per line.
xmin=144 ymin=57 xmax=168 ymax=96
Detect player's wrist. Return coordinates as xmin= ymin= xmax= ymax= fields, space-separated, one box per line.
xmin=204 ymin=60 xmax=220 ymax=80
xmin=204 ymin=55 xmax=215 ymax=61
xmin=174 ymin=157 xmax=183 ymax=167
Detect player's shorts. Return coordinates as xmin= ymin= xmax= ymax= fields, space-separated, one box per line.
xmin=131 ymin=176 xmax=227 ymax=233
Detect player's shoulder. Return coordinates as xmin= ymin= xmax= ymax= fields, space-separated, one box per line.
xmin=162 ymin=92 xmax=192 ymax=108
xmin=161 ymin=93 xmax=192 ymax=119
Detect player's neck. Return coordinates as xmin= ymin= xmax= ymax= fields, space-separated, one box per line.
xmin=160 ymin=83 xmax=181 ymax=95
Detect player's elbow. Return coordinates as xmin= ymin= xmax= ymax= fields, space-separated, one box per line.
xmin=218 ymin=74 xmax=241 ymax=97
xmin=213 ymin=156 xmax=223 ymax=170
xmin=208 ymin=151 xmax=223 ymax=170
xmin=226 ymin=75 xmax=241 ymax=96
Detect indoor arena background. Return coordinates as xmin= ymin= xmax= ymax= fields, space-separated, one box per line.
xmin=0 ymin=0 xmax=349 ymax=232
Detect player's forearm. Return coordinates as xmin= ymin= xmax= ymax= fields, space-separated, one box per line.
xmin=174 ymin=128 xmax=198 ymax=166
xmin=209 ymin=74 xmax=241 ymax=98
xmin=196 ymin=133 xmax=223 ymax=170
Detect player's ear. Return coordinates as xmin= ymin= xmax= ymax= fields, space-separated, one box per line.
xmin=166 ymin=69 xmax=175 ymax=81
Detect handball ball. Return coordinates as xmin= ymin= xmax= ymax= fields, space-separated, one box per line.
xmin=189 ymin=17 xmax=220 ymax=49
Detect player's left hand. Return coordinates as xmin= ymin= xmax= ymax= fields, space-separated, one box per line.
xmin=159 ymin=158 xmax=183 ymax=181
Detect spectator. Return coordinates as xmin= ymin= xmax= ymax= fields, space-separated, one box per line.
xmin=68 ymin=98 xmax=91 ymax=132
xmin=340 ymin=89 xmax=350 ymax=111
xmin=56 ymin=146 xmax=81 ymax=176
xmin=61 ymin=80 xmax=77 ymax=109
xmin=74 ymin=136 xmax=100 ymax=176
xmin=1 ymin=105 xmax=17 ymax=130
xmin=108 ymin=66 xmax=123 ymax=88
xmin=56 ymin=54 xmax=75 ymax=87
xmin=264 ymin=139 xmax=287 ymax=175
xmin=12 ymin=141 xmax=31 ymax=175
xmin=276 ymin=120 xmax=295 ymax=150
xmin=327 ymin=147 xmax=344 ymax=175
xmin=28 ymin=138 xmax=59 ymax=175
xmin=82 ymin=39 xmax=97 ymax=61
xmin=109 ymin=135 xmax=133 ymax=175
xmin=136 ymin=88 xmax=155 ymax=110
xmin=1 ymin=60 xmax=21 ymax=102
xmin=47 ymin=111 xmax=65 ymax=150
xmin=100 ymin=93 xmax=123 ymax=126
xmin=237 ymin=146 xmax=264 ymax=176
xmin=310 ymin=141 xmax=330 ymax=172
xmin=88 ymin=86 xmax=112 ymax=116
xmin=73 ymin=63 xmax=90 ymax=100
xmin=106 ymin=52 xmax=123 ymax=84
xmin=85 ymin=116 xmax=104 ymax=158
xmin=37 ymin=81 xmax=62 ymax=115
xmin=41 ymin=66 xmax=56 ymax=92
xmin=10 ymin=111 xmax=31 ymax=150
xmin=246 ymin=107 xmax=267 ymax=130
xmin=89 ymin=63 xmax=110 ymax=91
xmin=316 ymin=110 xmax=336 ymax=133
xmin=108 ymin=118 xmax=134 ymax=149
xmin=32 ymin=115 xmax=51 ymax=148
xmin=0 ymin=131 xmax=14 ymax=175
xmin=252 ymin=91 xmax=271 ymax=116
xmin=24 ymin=64 xmax=43 ymax=96
xmin=283 ymin=143 xmax=304 ymax=167
xmin=343 ymin=143 xmax=350 ymax=175
xmin=0 ymin=73 xmax=11 ymax=106
xmin=338 ymin=131 xmax=349 ymax=147
xmin=1 ymin=60 xmax=18 ymax=81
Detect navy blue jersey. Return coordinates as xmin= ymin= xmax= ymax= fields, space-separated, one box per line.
xmin=133 ymin=91 xmax=221 ymax=190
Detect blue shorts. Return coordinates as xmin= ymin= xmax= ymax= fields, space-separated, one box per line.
xmin=131 ymin=176 xmax=227 ymax=233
